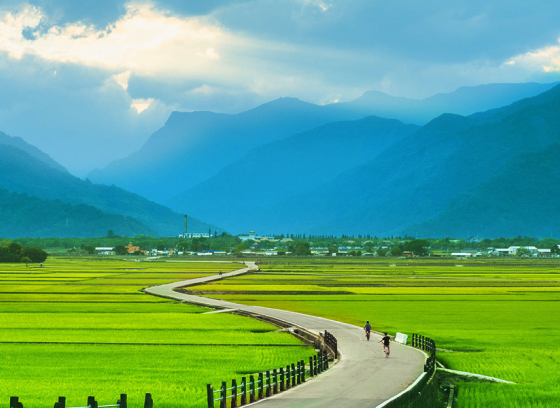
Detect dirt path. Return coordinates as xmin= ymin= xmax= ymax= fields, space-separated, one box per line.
xmin=145 ymin=261 xmax=425 ymax=407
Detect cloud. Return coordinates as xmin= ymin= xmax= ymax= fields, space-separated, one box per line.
xmin=0 ymin=3 xmax=226 ymax=76
xmin=131 ymin=97 xmax=154 ymax=113
xmin=2 ymin=0 xmax=560 ymax=176
xmin=509 ymin=39 xmax=560 ymax=73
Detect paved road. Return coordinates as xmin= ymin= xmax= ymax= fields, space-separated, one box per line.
xmin=145 ymin=261 xmax=425 ymax=407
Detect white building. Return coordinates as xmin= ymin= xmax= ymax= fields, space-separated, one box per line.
xmin=178 ymin=233 xmax=210 ymax=239
xmin=95 ymin=247 xmax=115 ymax=255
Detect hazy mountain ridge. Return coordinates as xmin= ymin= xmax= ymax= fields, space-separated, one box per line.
xmin=88 ymin=97 xmax=365 ymax=202
xmin=0 ymin=131 xmax=67 ymax=173
xmin=336 ymin=82 xmax=560 ymax=125
xmin=411 ymin=144 xmax=560 ymax=237
xmin=87 ymin=82 xmax=556 ymax=206
xmin=0 ymin=143 xmax=217 ymax=237
xmin=167 ymin=115 xmax=420 ymax=233
xmin=0 ymin=188 xmax=157 ymax=238
xmin=273 ymin=83 xmax=560 ymax=236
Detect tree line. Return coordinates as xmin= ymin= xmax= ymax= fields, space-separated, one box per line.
xmin=0 ymin=241 xmax=48 ymax=264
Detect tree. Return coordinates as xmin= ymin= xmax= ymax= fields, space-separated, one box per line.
xmin=390 ymin=247 xmax=403 ymax=257
xmin=294 ymin=242 xmax=311 ymax=256
xmin=22 ymin=247 xmax=48 ymax=263
xmin=516 ymin=247 xmax=531 ymax=257
xmin=21 ymin=256 xmax=31 ymax=267
xmin=377 ymin=248 xmax=388 ymax=257
xmin=114 ymin=245 xmax=128 ymax=255
xmin=82 ymin=245 xmax=95 ymax=255
xmin=232 ymin=243 xmax=247 ymax=257
xmin=402 ymin=239 xmax=430 ymax=256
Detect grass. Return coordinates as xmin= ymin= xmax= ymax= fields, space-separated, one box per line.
xmin=202 ymin=259 xmax=560 ymax=407
xmin=0 ymin=258 xmax=315 ymax=408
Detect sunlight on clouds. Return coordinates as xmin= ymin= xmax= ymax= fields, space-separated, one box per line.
xmin=131 ymin=98 xmax=154 ymax=113
xmin=113 ymin=71 xmax=132 ymax=90
xmin=508 ymin=39 xmax=560 ymax=73
xmin=0 ymin=3 xmax=225 ymax=76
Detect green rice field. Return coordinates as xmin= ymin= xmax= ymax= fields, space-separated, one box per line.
xmin=198 ymin=259 xmax=560 ymax=407
xmin=0 ymin=259 xmax=315 ymax=408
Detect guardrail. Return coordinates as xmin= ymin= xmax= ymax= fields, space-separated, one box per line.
xmin=323 ymin=330 xmax=338 ymax=359
xmin=10 ymin=394 xmax=153 ymax=408
xmin=411 ymin=333 xmax=436 ymax=373
xmin=376 ymin=333 xmax=438 ymax=408
xmin=207 ymin=350 xmax=331 ymax=408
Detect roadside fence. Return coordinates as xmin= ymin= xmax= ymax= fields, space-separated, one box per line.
xmin=10 ymin=394 xmax=154 ymax=408
xmin=411 ymin=333 xmax=436 ymax=373
xmin=259 ymin=261 xmax=560 ymax=267
xmin=376 ymin=333 xmax=438 ymax=408
xmin=323 ymin=330 xmax=338 ymax=359
xmin=207 ymin=350 xmax=331 ymax=408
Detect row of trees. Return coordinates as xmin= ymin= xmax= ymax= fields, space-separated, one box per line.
xmin=0 ymin=242 xmax=48 ymax=264
xmin=5 ymin=233 xmax=560 ymax=258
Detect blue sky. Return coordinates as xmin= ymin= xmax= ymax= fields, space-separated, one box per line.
xmin=1 ymin=0 xmax=560 ymax=175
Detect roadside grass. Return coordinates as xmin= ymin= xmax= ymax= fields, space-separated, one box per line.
xmin=204 ymin=260 xmax=560 ymax=407
xmin=0 ymin=259 xmax=315 ymax=408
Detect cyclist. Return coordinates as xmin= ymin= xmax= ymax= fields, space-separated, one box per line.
xmin=364 ymin=321 xmax=372 ymax=340
xmin=378 ymin=332 xmax=391 ymax=357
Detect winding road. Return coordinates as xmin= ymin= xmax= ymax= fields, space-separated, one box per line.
xmin=145 ymin=261 xmax=425 ymax=407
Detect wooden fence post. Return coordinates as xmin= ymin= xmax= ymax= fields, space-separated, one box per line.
xmin=144 ymin=393 xmax=153 ymax=408
xmin=309 ymin=356 xmax=314 ymax=377
xmin=10 ymin=397 xmax=23 ymax=408
xmin=317 ymin=353 xmax=322 ymax=374
xmin=220 ymin=382 xmax=227 ymax=408
xmin=118 ymin=394 xmax=127 ymax=408
xmin=301 ymin=360 xmax=305 ymax=383
xmin=249 ymin=375 xmax=255 ymax=403
xmin=207 ymin=384 xmax=214 ymax=408
xmin=88 ymin=396 xmax=98 ymax=408
xmin=323 ymin=351 xmax=329 ymax=370
xmin=285 ymin=365 xmax=291 ymax=389
xmin=279 ymin=367 xmax=285 ymax=392
xmin=265 ymin=371 xmax=271 ymax=397
xmin=258 ymin=373 xmax=264 ymax=400
xmin=273 ymin=369 xmax=278 ymax=394
xmin=231 ymin=379 xmax=237 ymax=408
xmin=313 ymin=355 xmax=317 ymax=374
xmin=240 ymin=377 xmax=247 ymax=406
xmin=54 ymin=397 xmax=66 ymax=408
xmin=291 ymin=363 xmax=296 ymax=387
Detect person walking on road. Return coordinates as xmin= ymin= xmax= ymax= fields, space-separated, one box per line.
xmin=364 ymin=321 xmax=372 ymax=340
xmin=378 ymin=332 xmax=391 ymax=357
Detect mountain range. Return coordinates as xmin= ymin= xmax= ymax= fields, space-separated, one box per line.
xmin=88 ymin=82 xmax=557 ymax=204
xmin=0 ymin=141 xmax=217 ymax=238
xmin=2 ymin=81 xmax=560 ymax=238
xmin=168 ymin=82 xmax=560 ymax=237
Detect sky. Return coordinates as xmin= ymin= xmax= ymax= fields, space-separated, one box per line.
xmin=1 ymin=0 xmax=560 ymax=175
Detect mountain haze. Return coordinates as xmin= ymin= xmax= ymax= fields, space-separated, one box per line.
xmin=0 ymin=188 xmax=157 ymax=238
xmin=0 ymin=142 xmax=216 ymax=237
xmin=336 ymin=82 xmax=560 ymax=125
xmin=272 ymin=83 xmax=560 ymax=236
xmin=411 ymin=144 xmax=560 ymax=238
xmin=0 ymin=131 xmax=67 ymax=173
xmin=167 ymin=115 xmax=420 ymax=233
xmin=88 ymin=82 xmax=556 ymax=207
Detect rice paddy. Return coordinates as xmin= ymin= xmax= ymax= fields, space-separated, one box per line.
xmin=0 ymin=258 xmax=315 ymax=408
xmin=201 ymin=259 xmax=560 ymax=407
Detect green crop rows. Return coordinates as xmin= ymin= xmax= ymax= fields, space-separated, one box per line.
xmin=0 ymin=259 xmax=315 ymax=408
xmin=202 ymin=259 xmax=560 ymax=407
